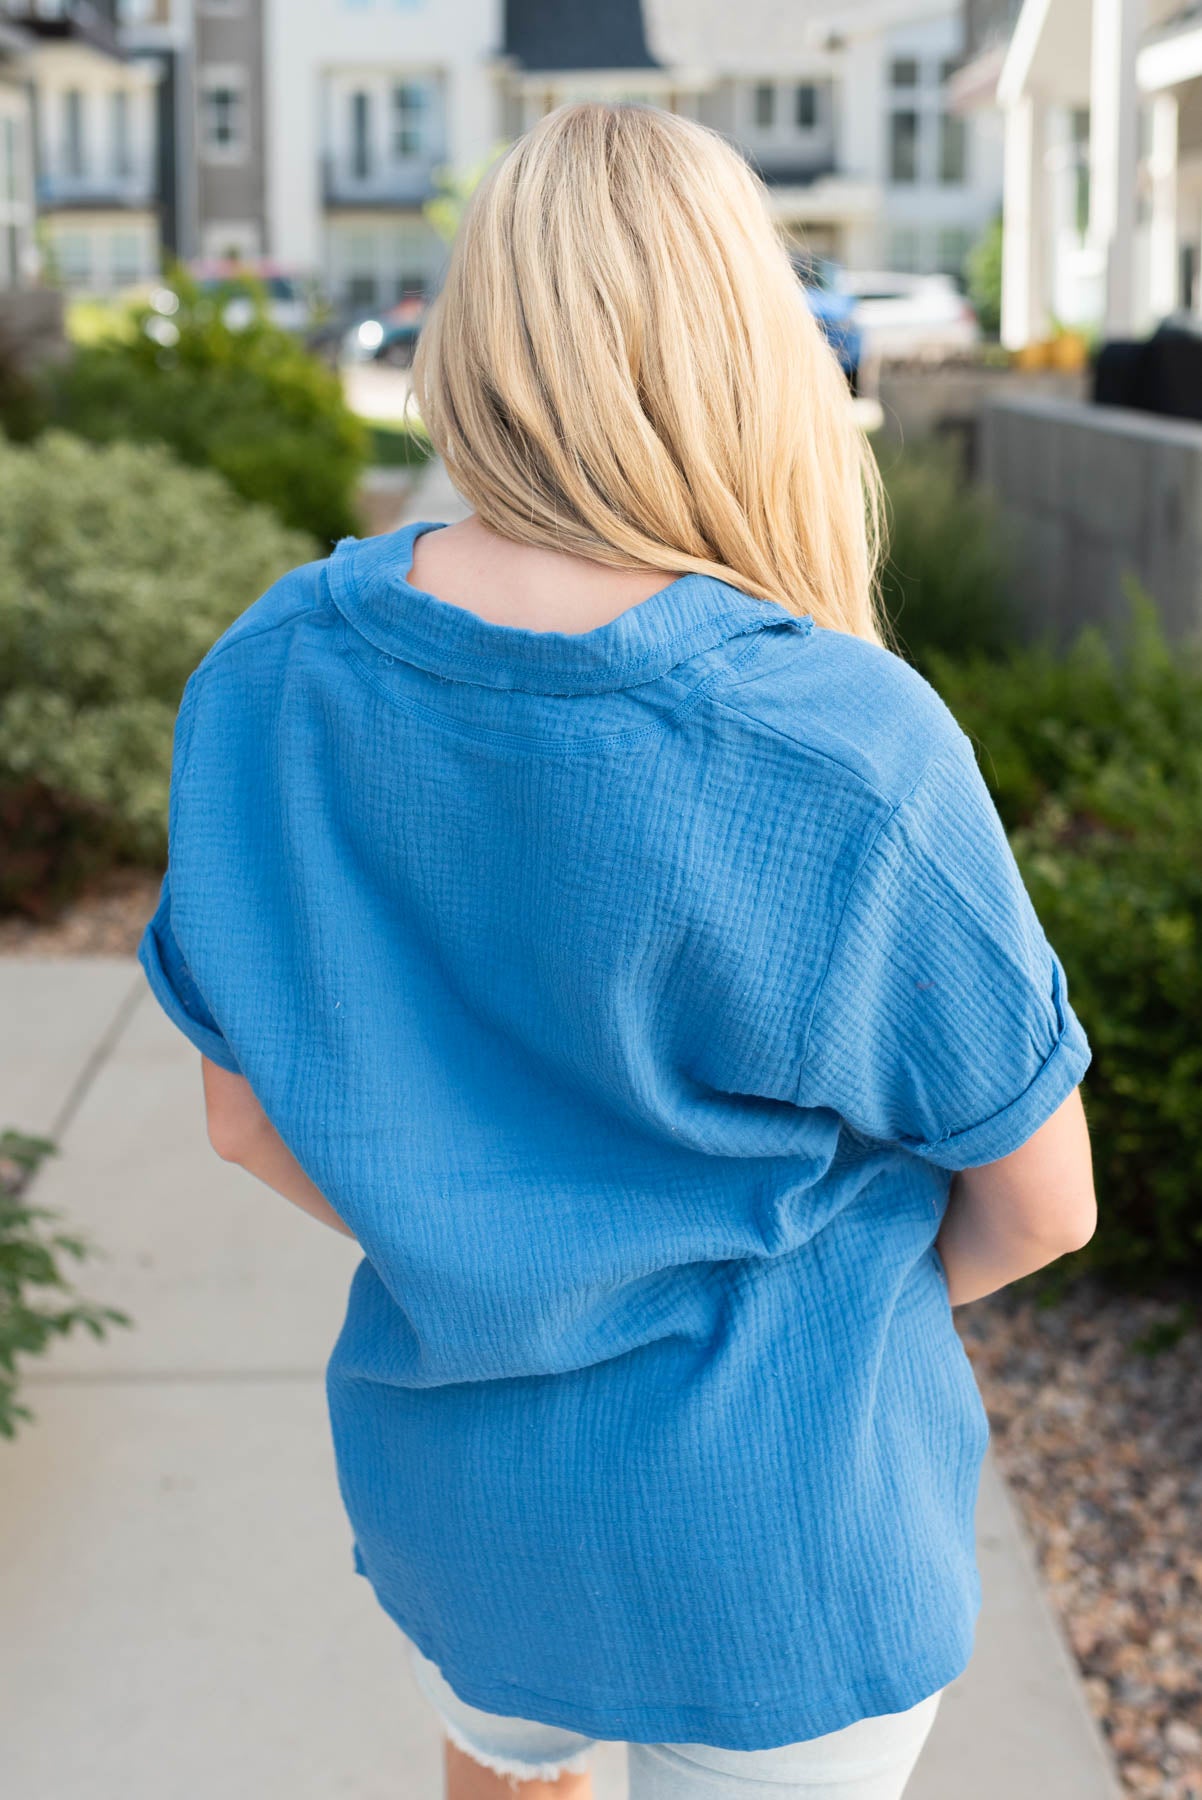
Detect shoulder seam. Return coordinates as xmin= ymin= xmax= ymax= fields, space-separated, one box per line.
xmin=793 ymin=738 xmax=969 ymax=1089
xmin=189 ymin=561 xmax=332 ymax=683
xmin=705 ymin=685 xmax=929 ymax=809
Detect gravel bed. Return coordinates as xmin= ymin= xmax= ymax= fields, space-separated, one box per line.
xmin=0 ymin=869 xmax=160 ymax=957
xmin=958 ymin=1281 xmax=1202 ymax=1800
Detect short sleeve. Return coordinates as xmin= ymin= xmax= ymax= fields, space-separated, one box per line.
xmin=795 ymin=734 xmax=1091 ymax=1170
xmin=136 ymin=674 xmax=241 ymax=1074
xmin=138 ymin=869 xmax=241 ymax=1073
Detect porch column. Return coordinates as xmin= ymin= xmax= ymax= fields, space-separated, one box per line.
xmin=1002 ymin=93 xmax=1051 ymax=347
xmin=1147 ymin=92 xmax=1180 ymax=320
xmin=1089 ymin=0 xmax=1143 ymax=334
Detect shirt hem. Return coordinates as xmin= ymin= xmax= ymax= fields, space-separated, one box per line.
xmin=363 ymin=1582 xmax=975 ymax=1750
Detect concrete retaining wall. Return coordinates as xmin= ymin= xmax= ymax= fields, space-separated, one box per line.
xmin=980 ymin=393 xmax=1202 ymax=645
xmin=0 ymin=287 xmax=67 ymax=371
xmin=877 ymin=366 xmax=1087 ymax=478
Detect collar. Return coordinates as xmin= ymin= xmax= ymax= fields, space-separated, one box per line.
xmin=326 ymin=521 xmax=812 ymax=696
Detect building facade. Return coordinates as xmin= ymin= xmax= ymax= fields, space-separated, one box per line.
xmin=260 ymin=0 xmax=1002 ymax=311
xmin=262 ymin=0 xmax=497 ymax=307
xmin=0 ymin=10 xmax=37 ymax=288
xmin=191 ymin=0 xmax=266 ymax=259
xmin=641 ymin=0 xmax=1001 ymax=277
xmin=2 ymin=0 xmax=162 ymax=292
xmin=1 ymin=0 xmax=1005 ymax=301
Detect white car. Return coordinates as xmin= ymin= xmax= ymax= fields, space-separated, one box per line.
xmin=837 ymin=271 xmax=980 ymax=363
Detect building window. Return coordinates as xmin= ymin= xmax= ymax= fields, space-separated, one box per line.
xmin=887 ymin=226 xmax=921 ymax=272
xmin=56 ymin=230 xmax=92 ymax=287
xmin=201 ymin=81 xmax=243 ymax=155
xmin=936 ymin=227 xmax=972 ymax=276
xmin=753 ymin=83 xmax=775 ymax=129
xmin=62 ymin=90 xmax=86 ymax=180
xmin=111 ymin=229 xmax=144 ymax=287
xmin=795 ymin=84 xmax=818 ymax=130
xmin=1 ymin=114 xmax=18 ymax=206
xmin=111 ymin=90 xmax=132 ymax=180
xmin=890 ymin=57 xmax=920 ymax=88
xmin=889 ymin=110 xmax=918 ymax=183
xmin=391 ymin=83 xmax=426 ymax=159
xmin=938 ymin=112 xmax=966 ymax=183
xmin=350 ymin=92 xmax=372 ymax=179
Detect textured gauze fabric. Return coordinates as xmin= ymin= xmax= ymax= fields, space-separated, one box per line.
xmin=138 ymin=519 xmax=1093 ymax=1749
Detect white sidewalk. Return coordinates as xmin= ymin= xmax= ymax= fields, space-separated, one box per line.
xmin=0 ymin=957 xmax=1120 ymax=1800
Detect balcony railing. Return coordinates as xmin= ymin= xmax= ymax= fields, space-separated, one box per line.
xmin=37 ymin=168 xmax=156 ymax=208
xmin=743 ymin=152 xmax=840 ymax=189
xmin=321 ymin=153 xmax=443 ymax=210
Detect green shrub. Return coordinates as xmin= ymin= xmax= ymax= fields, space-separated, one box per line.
xmin=929 ymin=593 xmax=1202 ymax=1283
xmin=966 ymin=214 xmax=1003 ymax=339
xmin=0 ymin=1130 xmax=130 ymax=1437
xmin=46 ymin=269 xmax=369 ymax=548
xmin=367 ymin=420 xmax=436 ymax=468
xmin=877 ymin=445 xmax=1019 ymax=669
xmin=0 ymin=432 xmax=318 ymax=914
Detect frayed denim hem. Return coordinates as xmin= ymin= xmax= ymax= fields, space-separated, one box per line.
xmin=439 ymin=1711 xmax=597 ymax=1783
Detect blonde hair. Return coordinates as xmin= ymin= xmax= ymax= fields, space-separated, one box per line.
xmin=412 ymin=101 xmax=887 ymax=644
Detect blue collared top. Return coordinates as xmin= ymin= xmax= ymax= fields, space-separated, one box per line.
xmin=140 ymin=520 xmax=1091 ymax=1748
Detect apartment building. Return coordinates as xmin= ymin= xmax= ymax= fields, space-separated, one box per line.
xmin=116 ymin=0 xmax=193 ymax=260
xmin=268 ymin=0 xmax=1000 ymax=309
xmin=2 ymin=0 xmax=1003 ymax=301
xmin=117 ymin=0 xmax=267 ymax=264
xmin=262 ymin=0 xmax=496 ymax=308
xmin=190 ymin=0 xmax=266 ymax=258
xmin=0 ymin=9 xmax=37 ymax=288
xmin=641 ymin=0 xmax=1001 ymax=275
xmin=1 ymin=0 xmax=162 ymax=292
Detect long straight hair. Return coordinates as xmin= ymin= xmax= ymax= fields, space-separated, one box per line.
xmin=412 ymin=101 xmax=887 ymax=644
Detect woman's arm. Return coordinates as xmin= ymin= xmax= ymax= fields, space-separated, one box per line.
xmin=201 ymin=1058 xmax=358 ymax=1241
xmin=935 ymin=1086 xmax=1096 ymax=1307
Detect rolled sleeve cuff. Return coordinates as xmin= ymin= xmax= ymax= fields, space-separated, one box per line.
xmin=137 ymin=919 xmax=242 ymax=1074
xmin=914 ymin=982 xmax=1092 ymax=1171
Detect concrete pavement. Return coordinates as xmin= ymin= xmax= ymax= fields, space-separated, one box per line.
xmin=0 ymin=953 xmax=1121 ymax=1800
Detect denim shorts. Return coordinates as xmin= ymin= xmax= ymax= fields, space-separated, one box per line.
xmin=404 ymin=1636 xmax=945 ymax=1799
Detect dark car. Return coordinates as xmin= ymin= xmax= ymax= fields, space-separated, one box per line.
xmin=341 ymin=298 xmax=428 ymax=368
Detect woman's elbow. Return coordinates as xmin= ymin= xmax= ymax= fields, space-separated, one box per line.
xmin=1054 ymin=1192 xmax=1099 ymax=1255
xmin=201 ymin=1059 xmax=266 ymax=1164
xmin=207 ymin=1107 xmax=260 ymax=1164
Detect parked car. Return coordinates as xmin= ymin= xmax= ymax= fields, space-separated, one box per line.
xmin=836 ymin=270 xmax=980 ymax=364
xmin=187 ymin=259 xmax=322 ymax=333
xmin=791 ymin=253 xmax=862 ymax=390
xmin=340 ymin=297 xmax=428 ymax=368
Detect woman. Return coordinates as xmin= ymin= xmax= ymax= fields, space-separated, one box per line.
xmin=139 ymin=102 xmax=1096 ymax=1800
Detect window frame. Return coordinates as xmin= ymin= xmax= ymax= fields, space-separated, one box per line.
xmin=199 ymin=65 xmax=248 ymax=164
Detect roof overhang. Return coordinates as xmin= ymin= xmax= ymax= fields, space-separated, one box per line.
xmin=1138 ymin=18 xmax=1202 ymax=89
xmin=946 ymin=43 xmax=1006 ymax=111
xmin=998 ymin=0 xmax=1092 ymax=106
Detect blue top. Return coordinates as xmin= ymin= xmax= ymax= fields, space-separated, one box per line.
xmin=139 ymin=520 xmax=1092 ymax=1749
